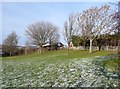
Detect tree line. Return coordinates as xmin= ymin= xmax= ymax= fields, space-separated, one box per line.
xmin=2 ymin=4 xmax=119 ymax=56
xmin=63 ymin=4 xmax=118 ymax=53
xmin=71 ymin=34 xmax=118 ymax=50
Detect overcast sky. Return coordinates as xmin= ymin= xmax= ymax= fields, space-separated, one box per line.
xmin=1 ymin=2 xmax=116 ymax=45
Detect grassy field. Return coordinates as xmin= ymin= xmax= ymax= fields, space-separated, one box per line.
xmin=2 ymin=49 xmax=119 ymax=87
xmin=2 ymin=49 xmax=118 ymax=60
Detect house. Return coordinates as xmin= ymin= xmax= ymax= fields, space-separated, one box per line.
xmin=42 ymin=42 xmax=64 ymax=50
xmin=42 ymin=43 xmax=51 ymax=47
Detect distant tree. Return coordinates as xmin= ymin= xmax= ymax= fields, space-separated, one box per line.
xmin=72 ymin=35 xmax=80 ymax=47
xmin=3 ymin=31 xmax=18 ymax=56
xmin=24 ymin=40 xmax=31 ymax=55
xmin=111 ymin=1 xmax=120 ymax=53
xmin=26 ymin=21 xmax=59 ymax=54
xmin=76 ymin=12 xmax=90 ymax=49
xmin=63 ymin=13 xmax=76 ymax=50
xmin=76 ymin=5 xmax=113 ymax=53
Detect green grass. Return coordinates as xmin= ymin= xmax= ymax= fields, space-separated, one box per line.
xmin=101 ymin=55 xmax=120 ymax=72
xmin=2 ymin=49 xmax=118 ymax=72
xmin=2 ymin=49 xmax=117 ymax=61
xmin=105 ymin=59 xmax=120 ymax=72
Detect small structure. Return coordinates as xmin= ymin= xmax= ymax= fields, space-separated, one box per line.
xmin=42 ymin=42 xmax=64 ymax=50
xmin=42 ymin=43 xmax=51 ymax=47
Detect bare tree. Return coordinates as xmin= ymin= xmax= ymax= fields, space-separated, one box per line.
xmin=118 ymin=1 xmax=120 ymax=54
xmin=63 ymin=13 xmax=76 ymax=50
xmin=76 ymin=5 xmax=113 ymax=53
xmin=110 ymin=1 xmax=120 ymax=53
xmin=3 ymin=31 xmax=18 ymax=56
xmin=24 ymin=40 xmax=31 ymax=55
xmin=26 ymin=21 xmax=59 ymax=54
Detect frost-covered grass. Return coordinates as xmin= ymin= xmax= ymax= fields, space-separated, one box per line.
xmin=2 ymin=59 xmax=82 ymax=87
xmin=1 ymin=49 xmax=119 ymax=87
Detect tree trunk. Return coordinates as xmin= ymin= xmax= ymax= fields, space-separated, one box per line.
xmin=118 ymin=1 xmax=120 ymax=54
xmin=10 ymin=52 xmax=12 ymax=56
xmin=38 ymin=45 xmax=42 ymax=54
xmin=99 ymin=45 xmax=101 ymax=51
xmin=25 ymin=48 xmax=27 ymax=55
xmin=118 ymin=39 xmax=120 ymax=54
xmin=89 ymin=39 xmax=93 ymax=53
xmin=84 ymin=41 xmax=86 ymax=50
xmin=67 ymin=43 xmax=69 ymax=54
